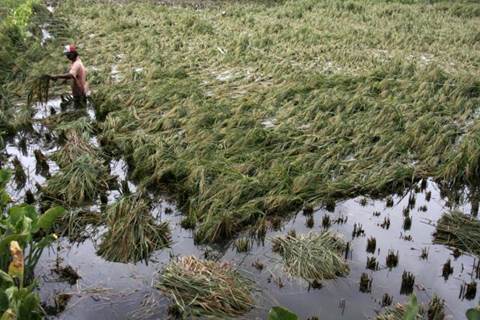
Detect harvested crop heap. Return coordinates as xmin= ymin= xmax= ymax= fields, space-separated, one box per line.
xmin=97 ymin=195 xmax=171 ymax=263
xmin=156 ymin=256 xmax=253 ymax=317
xmin=433 ymin=211 xmax=480 ymax=257
xmin=272 ymin=231 xmax=349 ymax=281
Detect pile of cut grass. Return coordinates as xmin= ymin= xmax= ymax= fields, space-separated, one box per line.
xmin=272 ymin=231 xmax=348 ymax=282
xmin=44 ymin=155 xmax=109 ymax=205
xmin=156 ymin=256 xmax=254 ymax=318
xmin=433 ymin=211 xmax=480 ymax=257
xmin=97 ymin=195 xmax=171 ymax=263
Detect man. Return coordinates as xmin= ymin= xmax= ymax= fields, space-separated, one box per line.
xmin=49 ymin=44 xmax=89 ymax=107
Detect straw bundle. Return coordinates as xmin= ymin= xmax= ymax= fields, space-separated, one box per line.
xmin=156 ymin=256 xmax=253 ymax=317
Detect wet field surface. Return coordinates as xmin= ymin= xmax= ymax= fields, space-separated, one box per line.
xmin=2 ymin=98 xmax=479 ymax=319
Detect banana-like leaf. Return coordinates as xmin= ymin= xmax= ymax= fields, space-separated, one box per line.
xmin=0 ymin=271 xmax=13 ymax=285
xmin=0 ymin=170 xmax=10 ymax=188
xmin=36 ymin=206 xmax=65 ymax=231
xmin=467 ymin=308 xmax=480 ymax=320
xmin=267 ymin=306 xmax=298 ymax=320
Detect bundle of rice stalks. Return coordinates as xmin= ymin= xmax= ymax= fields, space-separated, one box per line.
xmin=433 ymin=211 xmax=480 ymax=257
xmin=97 ymin=195 xmax=171 ymax=263
xmin=272 ymin=231 xmax=349 ymax=282
xmin=27 ymin=75 xmax=50 ymax=107
xmin=156 ymin=256 xmax=254 ymax=318
xmin=52 ymin=130 xmax=99 ymax=168
xmin=376 ymin=295 xmax=445 ymax=320
xmin=44 ymin=155 xmax=109 ymax=205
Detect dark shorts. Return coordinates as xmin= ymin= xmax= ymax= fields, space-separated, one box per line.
xmin=61 ymin=94 xmax=88 ymax=109
xmin=73 ymin=95 xmax=87 ymax=108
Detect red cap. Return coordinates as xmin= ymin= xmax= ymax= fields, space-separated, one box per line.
xmin=63 ymin=44 xmax=77 ymax=54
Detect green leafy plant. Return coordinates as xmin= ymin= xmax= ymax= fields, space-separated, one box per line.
xmin=0 ymin=169 xmax=65 ymax=284
xmin=268 ymin=306 xmax=298 ymax=320
xmin=467 ymin=307 xmax=480 ymax=320
xmin=0 ymin=244 xmax=43 ymax=320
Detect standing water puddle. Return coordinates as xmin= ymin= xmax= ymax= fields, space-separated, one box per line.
xmin=2 ymin=98 xmax=478 ymax=319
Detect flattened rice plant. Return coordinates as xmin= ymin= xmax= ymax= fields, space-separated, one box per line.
xmin=272 ymin=231 xmax=349 ymax=282
xmin=52 ymin=129 xmax=99 ymax=168
xmin=44 ymin=155 xmax=108 ymax=205
xmin=14 ymin=0 xmax=480 ymax=243
xmin=156 ymin=256 xmax=254 ymax=318
xmin=97 ymin=195 xmax=171 ymax=263
xmin=433 ymin=211 xmax=480 ymax=257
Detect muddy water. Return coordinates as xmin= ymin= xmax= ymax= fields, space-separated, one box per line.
xmin=3 ymin=98 xmax=478 ymax=319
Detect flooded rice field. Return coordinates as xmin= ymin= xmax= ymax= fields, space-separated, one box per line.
xmin=2 ymin=98 xmax=478 ymax=319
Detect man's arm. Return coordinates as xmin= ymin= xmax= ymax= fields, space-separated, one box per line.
xmin=49 ymin=73 xmax=74 ymax=81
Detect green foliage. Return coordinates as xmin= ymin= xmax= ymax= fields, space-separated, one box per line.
xmin=0 ymin=169 xmax=64 ymax=319
xmin=403 ymin=295 xmax=419 ymax=320
xmin=0 ymin=169 xmax=65 ymax=283
xmin=268 ymin=306 xmax=298 ymax=320
xmin=467 ymin=308 xmax=480 ymax=320
xmin=0 ymin=273 xmax=43 ymax=320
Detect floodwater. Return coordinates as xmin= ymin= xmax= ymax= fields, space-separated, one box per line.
xmin=2 ymin=98 xmax=479 ymax=320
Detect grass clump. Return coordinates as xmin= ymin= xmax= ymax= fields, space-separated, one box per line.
xmin=44 ymin=155 xmax=108 ymax=205
xmin=272 ymin=231 xmax=349 ymax=282
xmin=156 ymin=256 xmax=253 ymax=318
xmin=433 ymin=211 xmax=480 ymax=257
xmin=97 ymin=195 xmax=171 ymax=263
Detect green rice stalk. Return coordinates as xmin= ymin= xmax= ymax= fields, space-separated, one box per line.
xmin=27 ymin=74 xmax=50 ymax=107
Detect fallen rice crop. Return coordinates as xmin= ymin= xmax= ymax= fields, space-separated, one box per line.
xmin=44 ymin=154 xmax=109 ymax=205
xmin=52 ymin=129 xmax=99 ymax=168
xmin=5 ymin=0 xmax=480 ymax=244
xmin=97 ymin=195 xmax=171 ymax=263
xmin=156 ymin=256 xmax=253 ymax=318
xmin=272 ymin=231 xmax=349 ymax=282
xmin=433 ymin=211 xmax=480 ymax=258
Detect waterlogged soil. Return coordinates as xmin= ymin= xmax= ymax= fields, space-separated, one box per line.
xmin=3 ymin=99 xmax=479 ymax=319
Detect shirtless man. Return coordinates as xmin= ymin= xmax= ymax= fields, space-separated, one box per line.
xmin=49 ymin=44 xmax=89 ymax=107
